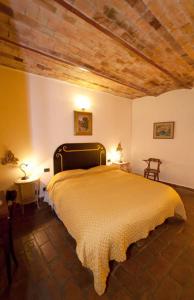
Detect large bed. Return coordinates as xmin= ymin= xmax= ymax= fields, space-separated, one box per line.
xmin=47 ymin=143 xmax=186 ymax=295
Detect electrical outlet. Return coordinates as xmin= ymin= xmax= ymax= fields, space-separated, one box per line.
xmin=44 ymin=168 xmax=50 ymax=172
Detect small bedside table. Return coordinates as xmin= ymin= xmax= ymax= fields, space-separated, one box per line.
xmin=14 ymin=177 xmax=40 ymax=213
xmin=113 ymin=162 xmax=131 ymax=172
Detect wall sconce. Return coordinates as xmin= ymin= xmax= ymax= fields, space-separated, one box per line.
xmin=79 ymin=66 xmax=89 ymax=72
xmin=0 ymin=150 xmax=38 ymax=180
xmin=75 ymin=95 xmax=90 ymax=111
xmin=116 ymin=142 xmax=124 ymax=163
xmin=1 ymin=150 xmax=19 ymax=165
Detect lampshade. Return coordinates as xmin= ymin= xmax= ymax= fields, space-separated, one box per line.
xmin=116 ymin=142 xmax=123 ymax=152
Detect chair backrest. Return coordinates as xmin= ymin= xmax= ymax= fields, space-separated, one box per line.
xmin=6 ymin=190 xmax=17 ymax=220
xmin=144 ymin=158 xmax=162 ymax=172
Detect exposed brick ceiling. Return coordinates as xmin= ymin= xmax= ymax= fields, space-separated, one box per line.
xmin=0 ymin=0 xmax=194 ymax=99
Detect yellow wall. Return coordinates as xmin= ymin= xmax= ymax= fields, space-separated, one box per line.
xmin=0 ymin=66 xmax=33 ymax=190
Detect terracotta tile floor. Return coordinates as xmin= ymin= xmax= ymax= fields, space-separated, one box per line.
xmin=1 ymin=187 xmax=194 ymax=300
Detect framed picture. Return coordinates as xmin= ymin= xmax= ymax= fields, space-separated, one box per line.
xmin=74 ymin=111 xmax=92 ymax=135
xmin=153 ymin=122 xmax=174 ymax=139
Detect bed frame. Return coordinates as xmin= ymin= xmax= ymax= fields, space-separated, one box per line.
xmin=53 ymin=143 xmax=106 ymax=174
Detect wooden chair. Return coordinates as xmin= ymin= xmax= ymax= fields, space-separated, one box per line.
xmin=143 ymin=158 xmax=162 ymax=181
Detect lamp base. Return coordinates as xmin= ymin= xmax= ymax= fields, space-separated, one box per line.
xmin=21 ymin=176 xmax=29 ymax=180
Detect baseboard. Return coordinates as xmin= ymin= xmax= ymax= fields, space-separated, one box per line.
xmin=160 ymin=181 xmax=194 ymax=192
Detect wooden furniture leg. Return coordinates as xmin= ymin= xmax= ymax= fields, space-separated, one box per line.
xmin=3 ymin=226 xmax=12 ymax=284
xmin=1 ymin=197 xmax=18 ymax=285
xmin=9 ymin=220 xmax=18 ymax=266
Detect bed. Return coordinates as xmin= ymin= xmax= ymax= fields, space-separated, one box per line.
xmin=47 ymin=143 xmax=186 ymax=295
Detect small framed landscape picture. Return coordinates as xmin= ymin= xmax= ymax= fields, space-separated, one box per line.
xmin=153 ymin=122 xmax=174 ymax=139
xmin=74 ymin=111 xmax=92 ymax=135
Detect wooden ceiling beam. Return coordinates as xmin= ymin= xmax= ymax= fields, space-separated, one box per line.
xmin=54 ymin=0 xmax=186 ymax=87
xmin=0 ymin=37 xmax=148 ymax=95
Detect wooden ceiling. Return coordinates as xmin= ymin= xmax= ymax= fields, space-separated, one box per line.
xmin=0 ymin=0 xmax=194 ymax=99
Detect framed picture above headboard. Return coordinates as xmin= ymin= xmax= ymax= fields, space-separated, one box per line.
xmin=74 ymin=111 xmax=92 ymax=135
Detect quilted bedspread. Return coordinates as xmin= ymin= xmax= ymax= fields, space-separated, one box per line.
xmin=47 ymin=165 xmax=186 ymax=295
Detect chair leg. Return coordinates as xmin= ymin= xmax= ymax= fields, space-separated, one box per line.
xmin=4 ymin=234 xmax=12 ymax=285
xmin=5 ymin=252 xmax=12 ymax=285
xmin=8 ymin=218 xmax=18 ymax=267
xmin=9 ymin=228 xmax=18 ymax=267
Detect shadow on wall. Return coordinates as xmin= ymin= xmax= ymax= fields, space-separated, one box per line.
xmin=0 ymin=1 xmax=32 ymax=190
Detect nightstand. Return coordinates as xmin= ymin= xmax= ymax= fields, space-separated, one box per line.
xmin=113 ymin=162 xmax=131 ymax=172
xmin=14 ymin=177 xmax=40 ymax=213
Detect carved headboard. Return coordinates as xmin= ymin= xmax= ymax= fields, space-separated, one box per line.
xmin=53 ymin=143 xmax=106 ymax=174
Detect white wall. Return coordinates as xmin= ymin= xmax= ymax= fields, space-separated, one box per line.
xmin=28 ymin=74 xmax=132 ymax=186
xmin=131 ymin=88 xmax=194 ymax=188
xmin=0 ymin=66 xmax=132 ymax=190
xmin=5 ymin=66 xmax=194 ymax=191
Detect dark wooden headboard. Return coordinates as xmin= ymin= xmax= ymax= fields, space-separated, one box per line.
xmin=53 ymin=143 xmax=106 ymax=174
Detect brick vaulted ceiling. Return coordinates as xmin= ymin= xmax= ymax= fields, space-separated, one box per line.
xmin=0 ymin=1 xmax=194 ymax=99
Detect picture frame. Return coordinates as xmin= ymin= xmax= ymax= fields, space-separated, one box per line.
xmin=153 ymin=122 xmax=174 ymax=139
xmin=74 ymin=111 xmax=92 ymax=135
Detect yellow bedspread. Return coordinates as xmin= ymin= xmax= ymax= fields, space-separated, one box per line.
xmin=47 ymin=165 xmax=186 ymax=295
